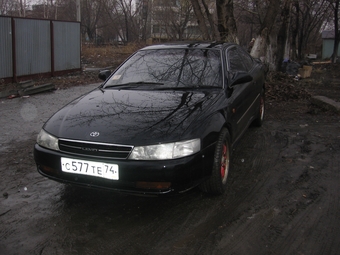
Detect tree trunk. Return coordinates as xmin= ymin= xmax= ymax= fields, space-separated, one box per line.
xmin=251 ymin=0 xmax=281 ymax=70
xmin=216 ymin=0 xmax=238 ymax=43
xmin=276 ymin=0 xmax=291 ymax=71
xmin=291 ymin=1 xmax=299 ymax=60
xmin=251 ymin=28 xmax=269 ymax=61
xmin=190 ymin=0 xmax=211 ymax=40
xmin=332 ymin=0 xmax=340 ymax=63
xmin=201 ymin=0 xmax=218 ymax=40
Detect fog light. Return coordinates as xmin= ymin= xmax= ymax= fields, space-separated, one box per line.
xmin=136 ymin=182 xmax=171 ymax=190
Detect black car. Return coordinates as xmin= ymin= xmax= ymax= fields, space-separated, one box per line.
xmin=34 ymin=42 xmax=266 ymax=195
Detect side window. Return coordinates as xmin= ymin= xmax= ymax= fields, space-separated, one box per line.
xmin=227 ymin=48 xmax=247 ymax=72
xmin=237 ymin=48 xmax=254 ymax=71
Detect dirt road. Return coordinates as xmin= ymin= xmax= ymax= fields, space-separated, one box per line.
xmin=0 ymin=81 xmax=339 ymax=255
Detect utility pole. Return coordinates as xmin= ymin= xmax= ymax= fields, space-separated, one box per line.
xmin=55 ymin=0 xmax=58 ymax=20
xmin=76 ymin=0 xmax=81 ymax=22
xmin=43 ymin=0 xmax=47 ymax=19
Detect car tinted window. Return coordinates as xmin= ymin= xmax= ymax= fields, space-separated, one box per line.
xmin=105 ymin=49 xmax=222 ymax=88
xmin=237 ymin=48 xmax=254 ymax=71
xmin=227 ymin=48 xmax=247 ymax=72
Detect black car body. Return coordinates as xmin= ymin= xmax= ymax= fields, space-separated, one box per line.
xmin=34 ymin=42 xmax=266 ymax=195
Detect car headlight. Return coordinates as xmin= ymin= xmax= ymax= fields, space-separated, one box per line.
xmin=129 ymin=139 xmax=200 ymax=160
xmin=37 ymin=129 xmax=59 ymax=151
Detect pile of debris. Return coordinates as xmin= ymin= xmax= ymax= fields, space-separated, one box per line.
xmin=281 ymin=59 xmax=313 ymax=80
xmin=0 ymin=71 xmax=100 ymax=99
xmin=1 ymin=80 xmax=55 ymax=99
xmin=266 ymin=71 xmax=312 ymax=102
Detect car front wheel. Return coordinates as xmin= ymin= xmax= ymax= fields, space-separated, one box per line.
xmin=200 ymin=128 xmax=231 ymax=195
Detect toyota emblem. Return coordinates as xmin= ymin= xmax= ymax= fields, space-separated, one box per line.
xmin=90 ymin=131 xmax=100 ymax=137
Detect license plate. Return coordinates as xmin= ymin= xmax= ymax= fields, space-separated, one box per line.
xmin=61 ymin=157 xmax=119 ymax=180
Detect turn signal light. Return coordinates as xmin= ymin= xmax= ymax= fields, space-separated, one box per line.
xmin=40 ymin=165 xmax=55 ymax=174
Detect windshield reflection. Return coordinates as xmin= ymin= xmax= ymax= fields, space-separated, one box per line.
xmin=104 ymin=49 xmax=222 ymax=88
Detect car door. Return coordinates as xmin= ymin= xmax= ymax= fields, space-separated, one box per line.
xmin=225 ymin=46 xmax=259 ymax=143
xmin=236 ymin=46 xmax=264 ymax=117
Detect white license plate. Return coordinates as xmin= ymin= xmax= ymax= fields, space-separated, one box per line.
xmin=61 ymin=157 xmax=119 ymax=180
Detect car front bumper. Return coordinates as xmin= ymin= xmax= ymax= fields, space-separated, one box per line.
xmin=34 ymin=143 xmax=215 ymax=195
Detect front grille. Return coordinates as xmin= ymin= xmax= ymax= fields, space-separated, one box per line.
xmin=59 ymin=139 xmax=133 ymax=159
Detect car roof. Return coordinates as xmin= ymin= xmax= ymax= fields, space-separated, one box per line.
xmin=140 ymin=41 xmax=236 ymax=51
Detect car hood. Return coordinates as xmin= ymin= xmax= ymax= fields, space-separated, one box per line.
xmin=43 ymin=88 xmax=223 ymax=145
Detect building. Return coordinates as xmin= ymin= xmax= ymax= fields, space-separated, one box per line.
xmin=322 ymin=30 xmax=340 ymax=59
xmin=137 ymin=0 xmax=203 ymax=43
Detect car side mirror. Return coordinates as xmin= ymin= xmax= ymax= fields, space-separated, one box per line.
xmin=230 ymin=71 xmax=253 ymax=86
xmin=98 ymin=70 xmax=111 ymax=81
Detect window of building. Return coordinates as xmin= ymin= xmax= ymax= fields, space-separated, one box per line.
xmin=154 ymin=0 xmax=177 ymax=7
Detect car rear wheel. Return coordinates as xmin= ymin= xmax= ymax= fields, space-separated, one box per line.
xmin=200 ymin=128 xmax=231 ymax=195
xmin=253 ymin=89 xmax=265 ymax=127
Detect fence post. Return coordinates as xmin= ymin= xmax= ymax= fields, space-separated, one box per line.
xmin=50 ymin=20 xmax=55 ymax=77
xmin=11 ymin=17 xmax=17 ymax=83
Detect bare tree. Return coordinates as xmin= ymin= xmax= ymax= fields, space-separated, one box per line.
xmin=0 ymin=0 xmax=18 ymax=15
xmin=233 ymin=0 xmax=329 ymax=69
xmin=250 ymin=0 xmax=281 ymax=68
xmin=276 ymin=0 xmax=292 ymax=70
xmin=291 ymin=0 xmax=332 ymax=60
xmin=216 ymin=0 xmax=238 ymax=42
xmin=5 ymin=0 xmax=331 ymax=69
xmin=190 ymin=0 xmax=239 ymax=42
xmin=202 ymin=0 xmax=218 ymax=39
xmin=0 ymin=0 xmax=29 ymax=16
xmin=190 ymin=0 xmax=212 ymax=40
xmin=121 ymin=0 xmax=141 ymax=42
xmin=19 ymin=0 xmax=25 ymax=17
xmin=82 ymin=0 xmax=104 ymax=43
xmin=188 ymin=0 xmax=219 ymax=40
xmin=168 ymin=0 xmax=195 ymax=40
xmin=151 ymin=0 xmax=196 ymax=41
xmin=101 ymin=0 xmax=140 ymax=43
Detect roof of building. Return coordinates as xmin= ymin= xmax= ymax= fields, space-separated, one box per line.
xmin=322 ymin=30 xmax=335 ymax=39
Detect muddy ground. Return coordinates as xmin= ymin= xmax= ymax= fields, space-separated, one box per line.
xmin=0 ymin=62 xmax=339 ymax=255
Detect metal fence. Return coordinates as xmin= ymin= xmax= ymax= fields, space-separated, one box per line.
xmin=0 ymin=16 xmax=81 ymax=82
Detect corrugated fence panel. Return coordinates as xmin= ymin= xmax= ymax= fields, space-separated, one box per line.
xmin=53 ymin=21 xmax=80 ymax=71
xmin=0 ymin=17 xmax=13 ymax=79
xmin=15 ymin=18 xmax=51 ymax=76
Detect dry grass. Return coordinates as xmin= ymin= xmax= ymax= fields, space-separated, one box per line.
xmin=81 ymin=43 xmax=143 ymax=68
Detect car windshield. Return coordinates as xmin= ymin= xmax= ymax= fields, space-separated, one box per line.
xmin=104 ymin=48 xmax=222 ymax=89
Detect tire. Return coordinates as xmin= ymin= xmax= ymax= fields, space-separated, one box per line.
xmin=200 ymin=128 xmax=231 ymax=195
xmin=253 ymin=89 xmax=265 ymax=127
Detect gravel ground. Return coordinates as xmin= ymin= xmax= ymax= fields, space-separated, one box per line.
xmin=0 ymin=63 xmax=339 ymax=255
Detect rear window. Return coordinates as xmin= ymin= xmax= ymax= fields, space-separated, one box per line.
xmin=105 ymin=49 xmax=222 ymax=88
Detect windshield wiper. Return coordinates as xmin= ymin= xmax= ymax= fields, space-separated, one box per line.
xmin=104 ymin=81 xmax=164 ymax=89
xmin=155 ymin=85 xmax=219 ymax=90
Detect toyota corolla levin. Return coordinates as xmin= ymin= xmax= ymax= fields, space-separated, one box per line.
xmin=34 ymin=42 xmax=266 ymax=195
